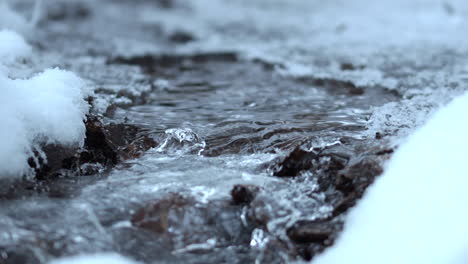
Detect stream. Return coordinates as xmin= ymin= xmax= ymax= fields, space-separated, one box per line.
xmin=1 ymin=0 xmax=468 ymax=263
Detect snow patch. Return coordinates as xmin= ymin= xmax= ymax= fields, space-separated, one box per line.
xmin=48 ymin=253 xmax=140 ymax=264
xmin=0 ymin=31 xmax=91 ymax=177
xmin=314 ymin=92 xmax=468 ymax=264
xmin=0 ymin=30 xmax=32 ymax=65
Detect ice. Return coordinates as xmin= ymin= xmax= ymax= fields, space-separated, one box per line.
xmin=0 ymin=31 xmax=91 ymax=177
xmin=155 ymin=128 xmax=206 ymax=155
xmin=48 ymin=253 xmax=140 ymax=264
xmin=313 ymin=92 xmax=468 ymax=264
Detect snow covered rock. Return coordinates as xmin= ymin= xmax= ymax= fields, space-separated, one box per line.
xmin=313 ymin=92 xmax=468 ymax=263
xmin=0 ymin=30 xmax=91 ymax=178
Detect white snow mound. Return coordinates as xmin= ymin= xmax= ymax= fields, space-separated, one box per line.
xmin=313 ymin=92 xmax=468 ymax=263
xmin=0 ymin=31 xmax=91 ymax=177
xmin=0 ymin=30 xmax=32 ymax=65
xmin=48 ymin=253 xmax=141 ymax=264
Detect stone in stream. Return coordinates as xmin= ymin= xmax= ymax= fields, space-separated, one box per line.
xmin=0 ymin=247 xmax=40 ymax=264
xmin=268 ymin=139 xmax=386 ymax=260
xmin=130 ymin=193 xmax=256 ymax=258
xmin=43 ymin=1 xmax=92 ymax=22
xmin=169 ymin=31 xmax=196 ymax=44
xmin=273 ymin=147 xmax=317 ymax=177
xmin=273 ymin=143 xmax=350 ymax=179
xmin=230 ymin=184 xmax=261 ymax=205
xmin=286 ymin=219 xmax=344 ymax=260
xmin=29 ymin=118 xmax=157 ymax=179
xmin=287 ymin=220 xmax=336 ymax=244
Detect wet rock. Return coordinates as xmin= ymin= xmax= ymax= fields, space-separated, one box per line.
xmin=31 ymin=118 xmax=156 ymax=179
xmin=230 ymin=184 xmax=260 ymax=205
xmin=336 ymin=157 xmax=383 ymax=194
xmin=273 ymin=147 xmax=317 ymax=177
xmin=332 ymin=157 xmax=383 ymax=216
xmin=375 ymin=148 xmax=394 ymax=156
xmin=298 ymin=77 xmax=365 ymax=95
xmin=44 ymin=1 xmax=91 ymax=22
xmin=109 ymin=52 xmax=238 ymax=74
xmin=273 ymin=144 xmax=350 ymax=179
xmin=132 ymin=193 xmax=192 ymax=234
xmin=272 ymin=140 xmax=384 ymax=221
xmin=169 ymin=31 xmax=196 ymax=44
xmin=0 ymin=247 xmax=40 ymax=264
xmin=287 ymin=220 xmax=336 ymax=244
xmin=375 ymin=132 xmax=383 ymax=139
xmin=340 ymin=62 xmax=365 ymax=71
xmin=73 ymin=119 xmax=157 ymax=171
xmin=131 ymin=193 xmax=254 ymax=255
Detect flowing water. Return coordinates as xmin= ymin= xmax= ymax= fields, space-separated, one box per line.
xmin=1 ymin=0 xmax=468 ymax=263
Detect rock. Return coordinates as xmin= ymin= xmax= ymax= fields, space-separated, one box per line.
xmin=132 ymin=193 xmax=192 ymax=234
xmin=273 ymin=144 xmax=350 ymax=178
xmin=31 ymin=117 xmax=157 ymax=179
xmin=109 ymin=52 xmax=238 ymax=73
xmin=76 ymin=118 xmax=156 ymax=169
xmin=273 ymin=147 xmax=316 ymax=177
xmin=169 ymin=31 xmax=195 ymax=44
xmin=0 ymin=247 xmax=40 ymax=264
xmin=286 ymin=220 xmax=344 ymax=262
xmin=287 ymin=220 xmax=336 ymax=244
xmin=44 ymin=1 xmax=91 ymax=22
xmin=340 ymin=62 xmax=365 ymax=71
xmin=272 ymin=141 xmax=385 ymax=220
xmin=230 ymin=184 xmax=260 ymax=205
xmin=336 ymin=157 xmax=383 ymax=194
xmin=298 ymin=77 xmax=365 ymax=96
xmin=332 ymin=157 xmax=383 ymax=216
xmin=131 ymin=193 xmax=254 ymax=252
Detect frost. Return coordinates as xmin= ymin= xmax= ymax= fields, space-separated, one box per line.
xmin=366 ymin=88 xmax=465 ymax=144
xmin=0 ymin=30 xmax=32 ymax=66
xmin=48 ymin=253 xmax=141 ymax=264
xmin=0 ymin=31 xmax=91 ymax=177
xmin=313 ymin=92 xmax=468 ymax=264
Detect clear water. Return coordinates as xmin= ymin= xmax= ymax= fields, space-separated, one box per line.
xmin=2 ymin=0 xmax=468 ymax=263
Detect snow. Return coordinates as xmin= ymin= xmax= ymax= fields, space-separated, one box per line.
xmin=48 ymin=253 xmax=140 ymax=264
xmin=0 ymin=30 xmax=91 ymax=177
xmin=313 ymin=92 xmax=468 ymax=264
xmin=0 ymin=30 xmax=32 ymax=66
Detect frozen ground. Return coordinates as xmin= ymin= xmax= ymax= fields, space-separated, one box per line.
xmin=1 ymin=0 xmax=468 ymax=263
